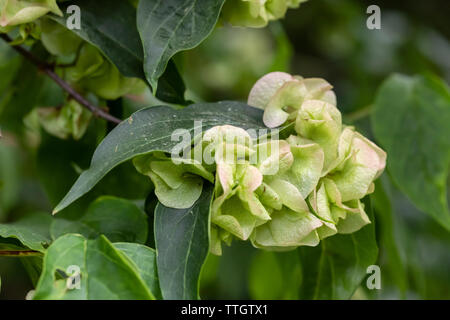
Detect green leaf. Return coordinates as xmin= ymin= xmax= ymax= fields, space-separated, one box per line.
xmin=0 ymin=144 xmax=20 ymax=218
xmin=51 ymin=196 xmax=148 ymax=244
xmin=155 ymin=183 xmax=214 ymax=300
xmin=51 ymin=0 xmax=186 ymax=103
xmin=52 ymin=0 xmax=144 ymax=79
xmin=248 ymin=250 xmax=301 ymax=299
xmin=298 ymin=198 xmax=378 ymax=299
xmin=21 ymin=256 xmax=44 ymax=287
xmin=137 ymin=0 xmax=225 ymax=91
xmin=155 ymin=60 xmax=187 ymax=105
xmin=1 ymin=57 xmax=59 ymax=134
xmin=372 ymin=74 xmax=450 ymax=231
xmin=54 ymin=101 xmax=266 ymax=213
xmin=0 ymin=213 xmax=52 ymax=252
xmin=0 ymin=240 xmax=25 ymax=251
xmin=113 ymin=242 xmax=162 ymax=300
xmin=36 ymin=130 xmax=153 ymax=219
xmin=33 ymin=234 xmax=155 ymax=300
xmin=0 ymin=39 xmax=21 ymax=94
xmin=372 ymin=178 xmax=408 ymax=296
xmin=268 ymin=22 xmax=293 ymax=73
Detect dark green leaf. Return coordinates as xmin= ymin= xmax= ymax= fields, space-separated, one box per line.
xmin=0 ymin=241 xmax=26 ymax=251
xmin=52 ymin=0 xmax=186 ymax=103
xmin=298 ymin=199 xmax=378 ymax=299
xmin=0 ymin=144 xmax=20 ymax=218
xmin=54 ymin=101 xmax=266 ymax=213
xmin=0 ymin=59 xmax=56 ymax=134
xmin=21 ymin=256 xmax=43 ymax=287
xmin=37 ymin=130 xmax=151 ymax=217
xmin=144 ymin=193 xmax=158 ymax=249
xmin=372 ymin=178 xmax=408 ymax=296
xmin=268 ymin=22 xmax=293 ymax=73
xmin=155 ymin=60 xmax=187 ymax=105
xmin=137 ymin=0 xmax=225 ymax=90
xmin=51 ymin=196 xmax=148 ymax=244
xmin=155 ymin=183 xmax=214 ymax=300
xmin=372 ymin=74 xmax=450 ymax=231
xmin=37 ymin=130 xmax=101 ymax=209
xmin=52 ymin=0 xmax=144 ymax=79
xmin=33 ymin=234 xmax=155 ymax=300
xmin=0 ymin=213 xmax=52 ymax=252
xmin=0 ymin=40 xmax=21 ymax=94
xmin=114 ymin=242 xmax=162 ymax=299
xmin=212 ymin=241 xmax=256 ymax=299
xmin=0 ymin=41 xmax=21 ymax=132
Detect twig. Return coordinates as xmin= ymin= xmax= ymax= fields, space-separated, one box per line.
xmin=0 ymin=34 xmax=121 ymax=125
xmin=344 ymin=105 xmax=372 ymax=123
xmin=0 ymin=250 xmax=43 ymax=257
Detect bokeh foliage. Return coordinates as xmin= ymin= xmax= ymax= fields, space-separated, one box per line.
xmin=0 ymin=0 xmax=449 ymax=300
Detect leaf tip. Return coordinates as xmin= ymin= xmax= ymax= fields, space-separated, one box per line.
xmin=150 ymin=79 xmax=158 ymax=97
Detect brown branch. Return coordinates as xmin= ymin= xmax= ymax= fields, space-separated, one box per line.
xmin=0 ymin=34 xmax=121 ymax=125
xmin=0 ymin=250 xmax=43 ymax=257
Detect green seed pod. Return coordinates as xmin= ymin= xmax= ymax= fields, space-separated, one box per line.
xmin=134 ymin=71 xmax=386 ymax=255
xmin=64 ymin=43 xmax=146 ymax=100
xmin=35 ymin=99 xmax=92 ymax=140
xmin=221 ymin=0 xmax=307 ymax=28
xmin=133 ymin=153 xmax=214 ymax=209
xmin=205 ymin=126 xmax=271 ymax=247
xmin=207 ymin=125 xmax=326 ymax=254
xmin=250 ymin=205 xmax=323 ymax=250
xmin=40 ymin=17 xmax=82 ymax=56
xmin=294 ymin=99 xmax=342 ymax=171
xmin=5 ymin=22 xmax=41 ymax=45
xmin=64 ymin=44 xmax=105 ymax=83
xmin=0 ymin=25 xmax=12 ymax=33
xmin=0 ymin=0 xmax=62 ymax=27
xmin=82 ymin=62 xmax=145 ymax=100
xmin=248 ymin=71 xmax=336 ymax=128
xmin=247 ymin=72 xmax=386 ymax=245
xmin=249 ymin=137 xmax=325 ymax=250
xmin=322 ymin=127 xmax=386 ymax=202
xmin=308 ymin=181 xmax=371 ymax=239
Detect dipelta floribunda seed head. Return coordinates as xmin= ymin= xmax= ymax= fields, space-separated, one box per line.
xmin=133 ymin=72 xmax=386 ymax=255
xmin=245 ymin=72 xmax=386 ymax=251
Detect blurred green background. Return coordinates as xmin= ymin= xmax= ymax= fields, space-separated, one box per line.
xmin=1 ymin=0 xmax=449 ymax=299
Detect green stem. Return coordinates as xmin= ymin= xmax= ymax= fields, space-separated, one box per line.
xmin=345 ymin=105 xmax=372 ymax=123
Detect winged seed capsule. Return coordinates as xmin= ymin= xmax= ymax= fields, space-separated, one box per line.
xmin=248 ymin=72 xmax=337 ymax=128
xmin=0 ymin=0 xmax=62 ymax=27
xmin=221 ymin=0 xmax=308 ymax=28
xmin=133 ymin=72 xmax=386 ymax=255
